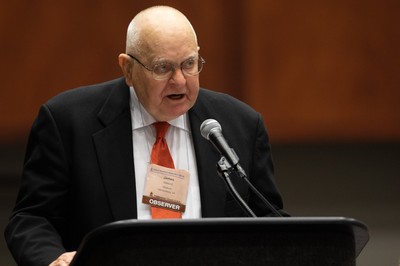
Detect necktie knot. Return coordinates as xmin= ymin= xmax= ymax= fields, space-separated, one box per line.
xmin=153 ymin=122 xmax=170 ymax=139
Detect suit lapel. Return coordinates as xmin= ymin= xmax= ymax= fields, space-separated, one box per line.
xmin=92 ymin=79 xmax=137 ymax=221
xmin=189 ymin=91 xmax=228 ymax=217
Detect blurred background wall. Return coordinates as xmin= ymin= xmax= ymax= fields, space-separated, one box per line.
xmin=1 ymin=0 xmax=399 ymax=265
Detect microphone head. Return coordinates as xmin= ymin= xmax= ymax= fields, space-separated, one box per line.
xmin=200 ymin=119 xmax=222 ymax=140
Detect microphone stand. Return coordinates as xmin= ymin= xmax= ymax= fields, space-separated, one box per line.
xmin=217 ymin=157 xmax=257 ymax=217
xmin=217 ymin=156 xmax=283 ymax=218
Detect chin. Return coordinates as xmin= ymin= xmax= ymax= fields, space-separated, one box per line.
xmin=164 ymin=110 xmax=187 ymax=121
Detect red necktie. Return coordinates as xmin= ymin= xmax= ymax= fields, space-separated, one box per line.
xmin=150 ymin=122 xmax=182 ymax=219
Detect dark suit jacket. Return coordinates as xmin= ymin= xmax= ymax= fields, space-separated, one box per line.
xmin=5 ymin=77 xmax=285 ymax=266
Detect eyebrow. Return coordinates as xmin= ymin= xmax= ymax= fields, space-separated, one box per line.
xmin=151 ymin=53 xmax=198 ymax=65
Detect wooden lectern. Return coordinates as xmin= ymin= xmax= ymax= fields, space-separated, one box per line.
xmin=71 ymin=217 xmax=369 ymax=266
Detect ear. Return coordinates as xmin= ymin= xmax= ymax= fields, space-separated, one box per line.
xmin=118 ymin=53 xmax=133 ymax=86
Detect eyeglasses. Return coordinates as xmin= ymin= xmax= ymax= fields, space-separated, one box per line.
xmin=127 ymin=54 xmax=205 ymax=80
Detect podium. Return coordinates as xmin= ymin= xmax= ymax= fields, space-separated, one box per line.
xmin=71 ymin=217 xmax=369 ymax=266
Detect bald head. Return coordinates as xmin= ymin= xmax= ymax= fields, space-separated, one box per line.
xmin=126 ymin=6 xmax=198 ymax=56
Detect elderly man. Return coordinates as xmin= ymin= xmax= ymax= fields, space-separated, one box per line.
xmin=5 ymin=6 xmax=287 ymax=266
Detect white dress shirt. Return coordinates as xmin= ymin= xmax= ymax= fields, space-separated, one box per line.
xmin=129 ymin=86 xmax=202 ymax=219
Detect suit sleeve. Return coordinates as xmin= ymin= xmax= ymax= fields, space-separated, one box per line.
xmin=5 ymin=104 xmax=69 ymax=266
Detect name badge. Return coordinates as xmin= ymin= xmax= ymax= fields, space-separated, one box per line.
xmin=142 ymin=164 xmax=190 ymax=213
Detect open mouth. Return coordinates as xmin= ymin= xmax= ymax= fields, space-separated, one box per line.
xmin=167 ymin=94 xmax=184 ymax=100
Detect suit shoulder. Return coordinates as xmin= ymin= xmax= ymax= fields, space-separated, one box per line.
xmin=46 ymin=78 xmax=125 ymax=109
xmin=197 ymin=88 xmax=258 ymax=115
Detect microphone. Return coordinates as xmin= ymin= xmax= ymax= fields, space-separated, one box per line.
xmin=200 ymin=119 xmax=255 ymax=216
xmin=200 ymin=119 xmax=283 ymax=217
xmin=200 ymin=119 xmax=241 ymax=170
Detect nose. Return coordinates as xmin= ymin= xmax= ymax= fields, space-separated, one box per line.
xmin=169 ymin=68 xmax=186 ymax=85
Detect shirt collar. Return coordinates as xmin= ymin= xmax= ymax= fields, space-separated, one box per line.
xmin=129 ymin=86 xmax=190 ymax=132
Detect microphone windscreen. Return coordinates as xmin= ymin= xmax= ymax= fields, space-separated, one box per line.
xmin=200 ymin=119 xmax=221 ymax=140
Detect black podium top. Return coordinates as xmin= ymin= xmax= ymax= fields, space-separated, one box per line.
xmin=71 ymin=217 xmax=369 ymax=266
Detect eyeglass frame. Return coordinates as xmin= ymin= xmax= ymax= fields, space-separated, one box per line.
xmin=127 ymin=53 xmax=205 ymax=80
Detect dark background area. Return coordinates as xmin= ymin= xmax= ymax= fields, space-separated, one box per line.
xmin=1 ymin=1 xmax=399 ymax=265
